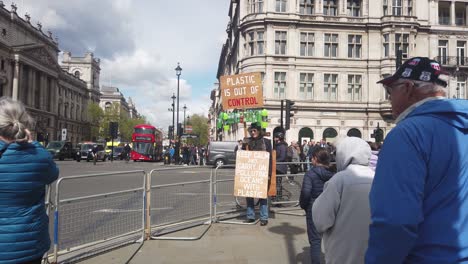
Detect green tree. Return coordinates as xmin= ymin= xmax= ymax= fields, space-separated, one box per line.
xmin=87 ymin=102 xmax=104 ymax=141
xmin=185 ymin=114 xmax=209 ymax=146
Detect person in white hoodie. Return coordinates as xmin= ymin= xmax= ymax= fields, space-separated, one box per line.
xmin=312 ymin=137 xmax=375 ymax=264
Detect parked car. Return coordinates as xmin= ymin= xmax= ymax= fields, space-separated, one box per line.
xmin=206 ymin=141 xmax=238 ymax=167
xmin=76 ymin=142 xmax=107 ymax=162
xmin=46 ymin=141 xmax=74 ymax=160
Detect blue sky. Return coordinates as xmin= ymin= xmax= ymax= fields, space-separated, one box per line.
xmin=7 ymin=0 xmax=230 ymax=130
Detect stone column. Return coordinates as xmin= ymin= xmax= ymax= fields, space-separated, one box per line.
xmin=12 ymin=59 xmax=19 ymax=100
xmin=451 ymin=1 xmax=455 ymax=25
xmin=28 ymin=67 xmax=34 ymax=106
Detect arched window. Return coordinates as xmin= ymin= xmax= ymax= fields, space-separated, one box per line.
xmin=74 ymin=71 xmax=81 ymax=79
xmin=322 ymin=127 xmax=338 ymax=140
xmin=105 ymin=102 xmax=112 ymax=111
xmin=347 ymin=128 xmax=362 ymax=138
xmin=298 ymin=127 xmax=314 ymax=142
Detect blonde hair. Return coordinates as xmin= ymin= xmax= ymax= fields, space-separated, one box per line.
xmin=0 ymin=97 xmax=34 ymax=142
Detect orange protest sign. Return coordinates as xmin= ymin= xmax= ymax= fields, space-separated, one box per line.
xmin=234 ymin=150 xmax=269 ymax=199
xmin=220 ymin=72 xmax=263 ymax=110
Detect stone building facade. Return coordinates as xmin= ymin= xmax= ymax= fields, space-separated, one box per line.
xmin=213 ymin=0 xmax=468 ymax=143
xmin=0 ymin=3 xmax=101 ymax=144
xmin=99 ymin=85 xmax=139 ymax=119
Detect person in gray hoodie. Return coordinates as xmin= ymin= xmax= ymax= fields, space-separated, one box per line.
xmin=312 ymin=137 xmax=375 ymax=264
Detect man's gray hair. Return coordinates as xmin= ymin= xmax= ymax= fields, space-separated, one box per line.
xmin=412 ymin=80 xmax=447 ymax=97
xmin=0 ymin=97 xmax=34 ymax=142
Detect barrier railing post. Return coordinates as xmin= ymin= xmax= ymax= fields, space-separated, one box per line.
xmin=145 ymin=171 xmax=151 ymax=240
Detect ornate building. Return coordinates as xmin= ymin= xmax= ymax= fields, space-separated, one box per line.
xmin=99 ymin=85 xmax=139 ymax=119
xmin=0 ymin=3 xmax=101 ymax=144
xmin=213 ymin=0 xmax=468 ymax=142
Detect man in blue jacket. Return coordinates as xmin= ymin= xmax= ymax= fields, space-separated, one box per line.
xmin=366 ymin=57 xmax=468 ymax=263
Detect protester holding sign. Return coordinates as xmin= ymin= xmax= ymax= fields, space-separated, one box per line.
xmin=241 ymin=122 xmax=272 ymax=226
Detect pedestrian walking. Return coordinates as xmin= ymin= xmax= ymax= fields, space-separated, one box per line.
xmin=312 ymin=137 xmax=374 ymax=264
xmin=242 ymin=122 xmax=272 ymax=226
xmin=299 ymin=147 xmax=335 ymax=264
xmin=0 ymin=97 xmax=59 ymax=264
xmin=366 ymin=57 xmax=468 ymax=263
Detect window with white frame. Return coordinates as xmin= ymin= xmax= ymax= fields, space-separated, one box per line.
xmin=275 ymin=31 xmax=287 ymax=55
xmin=347 ymin=0 xmax=361 ymax=17
xmin=348 ymin=34 xmax=362 ymax=58
xmin=276 ymin=0 xmax=287 ymax=12
xmin=392 ymin=0 xmax=402 ymax=16
xmin=248 ymin=0 xmax=264 ymax=13
xmin=324 ymin=74 xmax=338 ymax=100
xmin=246 ymin=30 xmax=265 ymax=56
xmin=383 ymin=0 xmax=389 ymax=15
xmin=457 ymin=75 xmax=466 ymax=99
xmin=438 ymin=40 xmax=448 ymax=64
xmin=323 ymin=0 xmax=338 ymax=16
xmin=395 ymin=33 xmax=409 ymax=59
xmin=300 ymin=32 xmax=314 ymax=56
xmin=300 ymin=0 xmax=314 ymax=15
xmin=383 ymin=34 xmax=390 ymax=58
xmin=274 ymin=72 xmax=287 ymax=99
xmin=347 ymin=75 xmax=362 ymax=101
xmin=324 ymin=33 xmax=339 ymax=58
xmin=406 ymin=0 xmax=413 ymax=16
xmin=299 ymin=73 xmax=314 ymax=99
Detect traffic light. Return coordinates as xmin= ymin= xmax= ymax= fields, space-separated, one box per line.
xmin=168 ymin=125 xmax=174 ymax=139
xmin=109 ymin=122 xmax=118 ymax=138
xmin=177 ymin=123 xmax=183 ymax=137
xmin=285 ymin=100 xmax=295 ymax=130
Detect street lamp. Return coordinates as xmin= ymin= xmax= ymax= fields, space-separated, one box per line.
xmin=175 ymin=63 xmax=182 ymax=164
xmin=183 ymin=104 xmax=188 ymax=130
xmin=168 ymin=93 xmax=176 ymax=140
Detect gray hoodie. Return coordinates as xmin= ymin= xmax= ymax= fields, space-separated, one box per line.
xmin=312 ymin=137 xmax=375 ymax=264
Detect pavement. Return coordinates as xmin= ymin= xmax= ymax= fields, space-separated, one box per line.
xmin=78 ymin=210 xmax=311 ymax=264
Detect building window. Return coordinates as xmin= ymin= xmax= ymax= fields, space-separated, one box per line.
xmin=300 ymin=0 xmax=314 ymax=15
xmin=324 ymin=0 xmax=338 ymax=16
xmin=300 ymin=32 xmax=314 ymax=56
xmin=276 ymin=0 xmax=287 ymax=12
xmin=299 ymin=73 xmax=314 ymax=99
xmin=383 ymin=34 xmax=390 ymax=58
xmin=457 ymin=41 xmax=466 ymax=66
xmin=455 ymin=2 xmax=466 ymax=26
xmin=74 ymin=70 xmax=80 ymax=79
xmin=456 ymin=75 xmax=466 ymax=99
xmin=275 ymin=31 xmax=287 ymax=55
xmin=395 ymin=33 xmax=409 ymax=59
xmin=348 ymin=34 xmax=362 ymax=58
xmin=438 ymin=40 xmax=448 ymax=65
xmin=324 ymin=33 xmax=339 ymax=58
xmin=392 ymin=0 xmax=402 ymax=16
xmin=248 ymin=0 xmax=264 ymax=13
xmin=347 ymin=0 xmax=361 ymax=17
xmin=347 ymin=75 xmax=362 ymax=101
xmin=438 ymin=1 xmax=450 ymax=25
xmin=383 ymin=0 xmax=389 ymax=15
xmin=246 ymin=30 xmax=265 ymax=56
xmin=406 ymin=0 xmax=413 ymax=16
xmin=274 ymin=72 xmax=286 ymax=99
xmin=324 ymin=73 xmax=338 ymax=101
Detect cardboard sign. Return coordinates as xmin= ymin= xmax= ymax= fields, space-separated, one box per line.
xmin=234 ymin=150 xmax=269 ymax=199
xmin=220 ymin=72 xmax=263 ymax=110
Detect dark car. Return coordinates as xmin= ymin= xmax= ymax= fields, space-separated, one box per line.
xmin=46 ymin=141 xmax=74 ymax=160
xmin=111 ymin=146 xmax=125 ymax=160
xmin=76 ymin=143 xmax=107 ymax=162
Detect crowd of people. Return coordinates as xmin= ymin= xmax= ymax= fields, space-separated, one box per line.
xmin=164 ymin=143 xmax=206 ymax=166
xmin=0 ymin=56 xmax=466 ymax=263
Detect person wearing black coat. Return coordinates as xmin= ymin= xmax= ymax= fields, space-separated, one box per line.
xmin=300 ymin=147 xmax=335 ymax=264
xmin=274 ymin=132 xmax=288 ymax=201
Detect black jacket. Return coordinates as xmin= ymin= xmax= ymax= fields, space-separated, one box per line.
xmin=299 ymin=166 xmax=334 ymax=211
xmin=275 ymin=141 xmax=288 ymax=174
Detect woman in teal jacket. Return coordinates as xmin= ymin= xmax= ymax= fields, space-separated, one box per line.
xmin=0 ymin=97 xmax=59 ymax=264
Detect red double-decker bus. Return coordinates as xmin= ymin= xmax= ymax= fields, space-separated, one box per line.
xmin=131 ymin=124 xmax=163 ymax=161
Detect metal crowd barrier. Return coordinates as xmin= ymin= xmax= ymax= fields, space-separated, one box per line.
xmin=51 ymin=170 xmax=146 ymax=264
xmin=149 ymin=167 xmax=213 ymax=240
